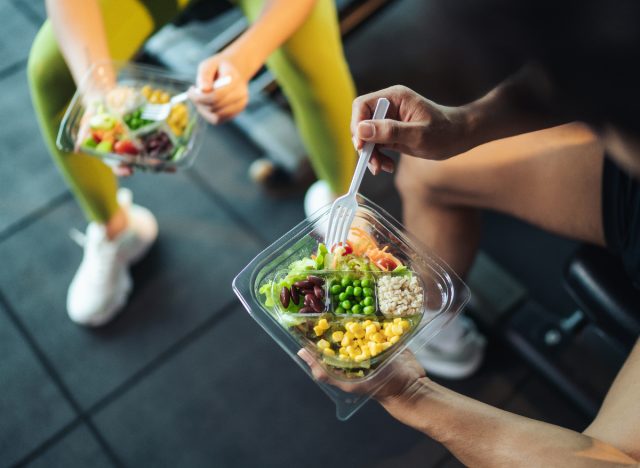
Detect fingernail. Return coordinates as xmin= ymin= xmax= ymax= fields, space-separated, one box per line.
xmin=381 ymin=161 xmax=394 ymax=173
xmin=357 ymin=122 xmax=375 ymax=139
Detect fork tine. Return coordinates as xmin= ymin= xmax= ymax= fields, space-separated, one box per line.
xmin=333 ymin=206 xmax=349 ymax=248
xmin=338 ymin=209 xmax=353 ymax=245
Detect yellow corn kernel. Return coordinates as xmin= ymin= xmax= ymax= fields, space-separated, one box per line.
xmin=382 ymin=342 xmax=392 ymax=350
xmin=339 ymin=346 xmax=348 ymax=356
xmin=345 ymin=322 xmax=356 ymax=333
xmin=159 ymin=91 xmax=170 ymax=104
xmin=368 ymin=341 xmax=379 ymax=356
xmin=360 ymin=347 xmax=371 ymax=358
xmin=374 ymin=343 xmax=384 ymax=354
xmin=332 ymin=331 xmax=344 ymax=342
xmin=400 ymin=319 xmax=411 ymax=331
xmin=339 ymin=354 xmax=349 ymax=361
xmin=383 ymin=327 xmax=394 ymax=338
xmin=141 ymin=85 xmax=152 ymax=98
xmin=313 ymin=325 xmax=324 ymax=337
xmin=372 ymin=332 xmax=385 ymax=343
xmin=389 ymin=335 xmax=400 ymax=344
xmin=394 ymin=317 xmax=402 ymax=324
xmin=344 ymin=331 xmax=355 ymax=340
xmin=354 ymin=354 xmax=367 ymax=363
xmin=392 ymin=324 xmax=404 ymax=336
xmin=318 ymin=318 xmax=330 ymax=330
xmin=365 ymin=324 xmax=377 ymax=336
xmin=346 ymin=345 xmax=356 ymax=357
xmin=149 ymin=90 xmax=162 ymax=103
xmin=351 ymin=322 xmax=363 ymax=333
xmin=323 ymin=348 xmax=336 ymax=357
xmin=356 ymin=339 xmax=367 ymax=349
xmin=317 ymin=339 xmax=330 ymax=350
xmin=373 ymin=321 xmax=381 ymax=329
xmin=341 ymin=335 xmax=352 ymax=347
xmin=363 ymin=320 xmax=372 ymax=327
xmin=354 ymin=329 xmax=366 ymax=339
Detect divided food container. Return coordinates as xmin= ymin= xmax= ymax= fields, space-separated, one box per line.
xmin=233 ymin=195 xmax=469 ymax=420
xmin=57 ymin=61 xmax=204 ymax=172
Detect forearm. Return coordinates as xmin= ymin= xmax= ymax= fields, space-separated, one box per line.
xmin=45 ymin=0 xmax=112 ymax=85
xmin=461 ymin=64 xmax=569 ymax=149
xmin=225 ymin=0 xmax=317 ymax=78
xmin=381 ymin=378 xmax=639 ymax=467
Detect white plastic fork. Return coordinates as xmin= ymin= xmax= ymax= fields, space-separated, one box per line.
xmin=140 ymin=75 xmax=232 ymax=121
xmin=324 ymin=97 xmax=390 ymax=249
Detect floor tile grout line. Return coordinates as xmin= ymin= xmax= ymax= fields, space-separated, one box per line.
xmin=10 ymin=418 xmax=84 ymax=468
xmin=0 ymin=290 xmax=124 ymax=468
xmin=0 ymin=191 xmax=72 ymax=245
xmin=0 ymin=58 xmax=28 ymax=81
xmin=86 ymin=298 xmax=238 ymax=416
xmin=8 ymin=0 xmax=43 ymax=27
xmin=186 ymin=169 xmax=270 ymax=247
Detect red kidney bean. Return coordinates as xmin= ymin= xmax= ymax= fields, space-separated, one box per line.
xmin=313 ymin=286 xmax=324 ymax=299
xmin=301 ymin=289 xmax=315 ymax=297
xmin=280 ymin=286 xmax=291 ymax=308
xmin=290 ymin=286 xmax=300 ymax=305
xmin=299 ymin=307 xmax=314 ymax=314
xmin=294 ymin=280 xmax=313 ymax=289
xmin=305 ymin=294 xmax=323 ymax=312
xmin=307 ymin=275 xmax=324 ymax=286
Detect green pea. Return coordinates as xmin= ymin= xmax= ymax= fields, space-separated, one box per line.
xmin=341 ymin=300 xmax=352 ymax=310
xmin=345 ymin=285 xmax=354 ymax=296
xmin=330 ymin=284 xmax=341 ymax=294
xmin=338 ymin=292 xmax=348 ymax=301
xmin=351 ymin=304 xmax=361 ymax=314
xmin=353 ymin=287 xmax=362 ymax=297
xmin=361 ymin=278 xmax=372 ymax=288
xmin=335 ymin=306 xmax=345 ymax=315
xmin=340 ymin=277 xmax=351 ymax=288
xmin=363 ymin=287 xmax=373 ymax=297
xmin=353 ymin=280 xmax=361 ymax=287
xmin=363 ymin=306 xmax=375 ymax=315
xmin=363 ymin=296 xmax=374 ymax=307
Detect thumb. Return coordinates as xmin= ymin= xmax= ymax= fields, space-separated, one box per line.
xmin=197 ymin=56 xmax=221 ymax=92
xmin=357 ymin=119 xmax=419 ymax=146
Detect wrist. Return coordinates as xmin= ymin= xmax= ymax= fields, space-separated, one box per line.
xmin=378 ymin=377 xmax=435 ymax=433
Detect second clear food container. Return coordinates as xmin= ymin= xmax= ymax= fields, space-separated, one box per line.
xmin=233 ymin=195 xmax=469 ymax=420
xmin=57 ymin=61 xmax=204 ymax=172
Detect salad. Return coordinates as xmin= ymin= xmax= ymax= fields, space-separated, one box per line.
xmin=260 ymin=227 xmax=425 ymax=377
xmin=77 ymin=84 xmax=193 ymax=165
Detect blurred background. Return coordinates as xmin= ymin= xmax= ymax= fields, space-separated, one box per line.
xmin=0 ymin=0 xmax=628 ymax=466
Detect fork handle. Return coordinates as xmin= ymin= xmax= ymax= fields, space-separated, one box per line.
xmin=347 ymin=97 xmax=390 ymax=196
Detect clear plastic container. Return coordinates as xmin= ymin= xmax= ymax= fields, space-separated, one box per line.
xmin=57 ymin=61 xmax=203 ymax=172
xmin=233 ymin=195 xmax=469 ymax=420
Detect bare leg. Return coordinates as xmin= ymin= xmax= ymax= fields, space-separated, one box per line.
xmin=396 ymin=122 xmax=605 ymax=279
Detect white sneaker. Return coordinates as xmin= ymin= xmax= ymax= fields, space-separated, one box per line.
xmin=66 ymin=189 xmax=158 ymax=326
xmin=304 ymin=180 xmax=336 ymax=218
xmin=410 ymin=315 xmax=487 ymax=379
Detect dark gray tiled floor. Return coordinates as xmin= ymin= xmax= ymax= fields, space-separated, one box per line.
xmin=0 ymin=2 xmax=39 ymax=70
xmin=9 ymin=0 xmax=46 ymax=26
xmin=94 ymin=305 xmax=449 ymax=468
xmin=0 ymin=69 xmax=68 ymax=235
xmin=0 ymin=170 xmax=262 ymax=409
xmin=502 ymin=375 xmax=589 ymax=433
xmin=192 ymin=124 xmax=306 ymax=244
xmin=24 ymin=426 xmax=113 ymax=468
xmin=0 ymin=303 xmax=76 ymax=467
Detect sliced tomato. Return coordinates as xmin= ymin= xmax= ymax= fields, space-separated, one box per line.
xmin=90 ymin=129 xmax=104 ymax=143
xmin=114 ymin=140 xmax=139 ymax=155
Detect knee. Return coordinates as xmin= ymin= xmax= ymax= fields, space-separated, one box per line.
xmin=395 ymin=156 xmax=454 ymax=205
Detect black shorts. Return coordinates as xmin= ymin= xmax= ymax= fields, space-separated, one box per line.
xmin=602 ymin=157 xmax=640 ymax=288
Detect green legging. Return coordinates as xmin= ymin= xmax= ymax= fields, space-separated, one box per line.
xmin=28 ymin=0 xmax=356 ymax=223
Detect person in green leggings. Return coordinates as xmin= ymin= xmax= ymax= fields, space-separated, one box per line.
xmin=29 ymin=0 xmax=356 ymax=326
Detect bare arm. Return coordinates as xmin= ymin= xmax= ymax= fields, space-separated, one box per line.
xmin=381 ymin=342 xmax=640 ymax=467
xmin=191 ymin=0 xmax=317 ymax=123
xmin=351 ymin=65 xmax=568 ymax=173
xmin=300 ymin=342 xmax=640 ymax=467
xmin=45 ymin=0 xmax=112 ymax=86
